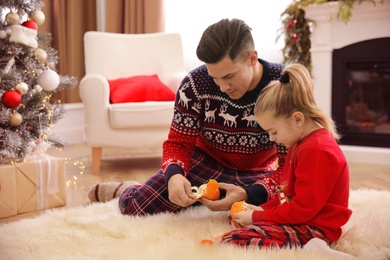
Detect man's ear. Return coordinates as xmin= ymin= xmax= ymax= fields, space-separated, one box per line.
xmin=292 ymin=111 xmax=305 ymax=127
xmin=248 ymin=50 xmax=258 ymax=65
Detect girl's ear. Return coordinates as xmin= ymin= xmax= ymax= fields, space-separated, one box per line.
xmin=292 ymin=111 xmax=305 ymax=127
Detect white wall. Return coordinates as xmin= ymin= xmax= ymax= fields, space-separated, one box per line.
xmin=52 ymin=103 xmax=84 ymax=145
xmin=165 ymin=0 xmax=291 ymax=71
xmin=54 ymin=1 xmax=390 ymax=165
xmin=58 ymin=0 xmax=292 ymax=145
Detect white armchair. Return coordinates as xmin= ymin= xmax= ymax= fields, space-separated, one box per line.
xmin=79 ymin=32 xmax=186 ymax=174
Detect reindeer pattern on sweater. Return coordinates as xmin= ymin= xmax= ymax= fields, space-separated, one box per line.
xmin=162 ymin=59 xmax=286 ymax=176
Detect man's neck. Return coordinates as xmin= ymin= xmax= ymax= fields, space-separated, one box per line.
xmin=249 ymin=61 xmax=263 ymax=91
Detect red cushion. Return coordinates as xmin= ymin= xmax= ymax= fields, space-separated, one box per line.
xmin=108 ymin=74 xmax=176 ymax=103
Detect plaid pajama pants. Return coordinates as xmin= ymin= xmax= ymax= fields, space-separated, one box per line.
xmin=220 ymin=221 xmax=332 ymax=248
xmin=119 ymin=147 xmax=272 ymax=216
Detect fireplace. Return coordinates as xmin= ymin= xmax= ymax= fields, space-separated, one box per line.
xmin=304 ymin=0 xmax=390 ymax=165
xmin=332 ymin=37 xmax=390 ymax=148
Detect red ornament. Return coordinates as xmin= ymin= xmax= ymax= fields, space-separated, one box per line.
xmin=22 ymin=20 xmax=38 ymax=30
xmin=2 ymin=90 xmax=22 ymax=109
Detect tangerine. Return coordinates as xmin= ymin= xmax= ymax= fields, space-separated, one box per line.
xmin=200 ymin=239 xmax=214 ymax=245
xmin=202 ymin=179 xmax=220 ymax=200
xmin=230 ymin=200 xmax=249 ymax=219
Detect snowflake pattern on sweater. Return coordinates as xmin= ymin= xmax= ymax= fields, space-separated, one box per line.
xmin=163 ymin=59 xmax=287 ymax=197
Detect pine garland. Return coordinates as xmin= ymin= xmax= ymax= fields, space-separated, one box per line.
xmin=278 ymin=6 xmax=315 ymax=72
xmin=279 ymin=0 xmax=382 ymax=73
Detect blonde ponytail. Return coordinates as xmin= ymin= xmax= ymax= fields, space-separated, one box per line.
xmin=254 ymin=63 xmax=340 ymax=140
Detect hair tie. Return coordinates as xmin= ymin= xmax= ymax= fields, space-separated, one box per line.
xmin=279 ymin=73 xmax=290 ymax=84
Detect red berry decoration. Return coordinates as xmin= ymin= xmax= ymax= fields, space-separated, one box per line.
xmin=22 ymin=20 xmax=38 ymax=30
xmin=286 ymin=19 xmax=295 ymax=30
xmin=292 ymin=33 xmax=298 ymax=45
xmin=2 ymin=90 xmax=22 ymax=108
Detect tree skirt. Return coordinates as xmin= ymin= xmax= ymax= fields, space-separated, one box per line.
xmin=0 ymin=189 xmax=389 ymax=259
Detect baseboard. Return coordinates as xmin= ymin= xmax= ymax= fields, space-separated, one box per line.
xmin=341 ymin=145 xmax=390 ymax=166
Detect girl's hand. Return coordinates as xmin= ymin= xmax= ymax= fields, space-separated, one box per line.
xmin=233 ymin=210 xmax=254 ymax=226
xmin=233 ymin=205 xmax=264 ymax=226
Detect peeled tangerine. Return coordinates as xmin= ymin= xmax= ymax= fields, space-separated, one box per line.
xmin=191 ymin=179 xmax=220 ymax=200
xmin=230 ymin=200 xmax=250 ymax=220
xmin=200 ymin=239 xmax=214 ymax=245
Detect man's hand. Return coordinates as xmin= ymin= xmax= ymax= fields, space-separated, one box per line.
xmin=167 ymin=174 xmax=197 ymax=207
xmin=199 ymin=182 xmax=247 ymax=211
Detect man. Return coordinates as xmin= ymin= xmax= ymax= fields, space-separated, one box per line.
xmin=89 ymin=18 xmax=286 ymax=216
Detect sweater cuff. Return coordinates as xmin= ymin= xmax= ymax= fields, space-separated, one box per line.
xmin=164 ymin=163 xmax=185 ymax=184
xmin=244 ymin=184 xmax=268 ymax=205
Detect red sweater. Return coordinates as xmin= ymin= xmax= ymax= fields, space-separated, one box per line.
xmin=252 ymin=128 xmax=352 ymax=242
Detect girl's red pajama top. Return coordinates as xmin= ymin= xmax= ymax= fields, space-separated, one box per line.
xmin=253 ymin=128 xmax=352 ymax=242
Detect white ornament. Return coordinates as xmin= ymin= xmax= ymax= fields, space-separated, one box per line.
xmin=9 ymin=25 xmax=38 ymax=48
xmin=34 ymin=84 xmax=42 ymax=93
xmin=38 ymin=69 xmax=60 ymax=91
xmin=33 ymin=48 xmax=48 ymax=64
xmin=0 ymin=30 xmax=6 ymax=39
xmin=15 ymin=82 xmax=29 ymax=95
xmin=30 ymin=10 xmax=45 ymax=25
xmin=5 ymin=11 xmax=19 ymax=25
xmin=9 ymin=112 xmax=23 ymax=126
xmin=26 ymin=141 xmax=37 ymax=154
xmin=34 ymin=133 xmax=51 ymax=155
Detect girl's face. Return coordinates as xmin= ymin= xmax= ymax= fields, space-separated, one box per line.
xmin=256 ymin=111 xmax=303 ymax=148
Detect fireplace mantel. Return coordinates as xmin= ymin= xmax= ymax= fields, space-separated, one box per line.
xmin=304 ymin=0 xmax=390 ymax=165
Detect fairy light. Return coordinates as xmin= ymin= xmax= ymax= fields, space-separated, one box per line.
xmin=1 ymin=4 xmax=77 ymax=166
xmin=65 ymin=158 xmax=86 ymax=187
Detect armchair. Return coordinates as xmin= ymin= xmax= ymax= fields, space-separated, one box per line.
xmin=79 ymin=32 xmax=186 ymax=174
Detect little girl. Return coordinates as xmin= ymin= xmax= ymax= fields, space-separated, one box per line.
xmin=221 ymin=63 xmax=352 ymax=248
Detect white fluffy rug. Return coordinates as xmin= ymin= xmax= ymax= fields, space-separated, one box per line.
xmin=0 ymin=189 xmax=389 ymax=260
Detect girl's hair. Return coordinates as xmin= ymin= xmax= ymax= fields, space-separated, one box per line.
xmin=254 ymin=63 xmax=340 ymax=140
xmin=196 ymin=18 xmax=254 ymax=64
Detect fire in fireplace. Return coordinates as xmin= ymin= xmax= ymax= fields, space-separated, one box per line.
xmin=332 ymin=37 xmax=390 ymax=148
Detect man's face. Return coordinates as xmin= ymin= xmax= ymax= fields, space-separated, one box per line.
xmin=205 ymin=54 xmax=255 ymax=100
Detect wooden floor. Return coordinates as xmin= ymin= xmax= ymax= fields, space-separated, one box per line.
xmin=1 ymin=144 xmax=389 ymax=224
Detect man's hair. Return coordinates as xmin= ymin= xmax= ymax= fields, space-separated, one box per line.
xmin=196 ymin=18 xmax=254 ymax=64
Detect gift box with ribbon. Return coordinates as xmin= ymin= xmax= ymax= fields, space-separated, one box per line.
xmin=0 ymin=156 xmax=66 ymax=218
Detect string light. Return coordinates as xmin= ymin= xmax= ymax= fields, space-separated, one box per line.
xmin=1 ymin=2 xmax=77 ymax=166
xmin=65 ymin=158 xmax=85 ymax=187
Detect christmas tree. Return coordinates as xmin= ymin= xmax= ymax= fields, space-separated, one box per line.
xmin=0 ymin=0 xmax=77 ymax=163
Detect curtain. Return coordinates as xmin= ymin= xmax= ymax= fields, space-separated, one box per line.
xmin=105 ymin=0 xmax=165 ymax=34
xmin=40 ymin=0 xmax=165 ymax=103
xmin=41 ymin=0 xmax=97 ymax=103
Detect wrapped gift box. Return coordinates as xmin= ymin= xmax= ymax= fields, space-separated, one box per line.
xmin=0 ymin=169 xmax=17 ymax=218
xmin=0 ymin=156 xmax=66 ymax=218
